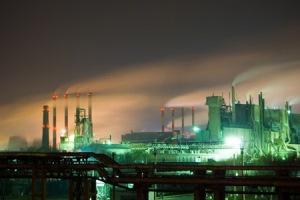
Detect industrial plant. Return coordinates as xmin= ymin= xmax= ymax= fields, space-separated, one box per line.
xmin=38 ymin=86 xmax=300 ymax=162
xmin=2 ymin=86 xmax=300 ymax=200
xmin=21 ymin=86 xmax=299 ymax=200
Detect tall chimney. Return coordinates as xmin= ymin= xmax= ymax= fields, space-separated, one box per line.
xmin=171 ymin=108 xmax=175 ymax=132
xmin=42 ymin=105 xmax=49 ymax=150
xmin=258 ymin=92 xmax=265 ymax=150
xmin=64 ymin=93 xmax=68 ymax=137
xmin=181 ymin=107 xmax=185 ymax=135
xmin=192 ymin=106 xmax=195 ymax=127
xmin=88 ymin=92 xmax=93 ymax=137
xmin=231 ymin=86 xmax=236 ymax=123
xmin=160 ymin=107 xmax=165 ymax=132
xmin=75 ymin=93 xmax=81 ymax=128
xmin=88 ymin=92 xmax=92 ymax=122
xmin=76 ymin=93 xmax=80 ymax=109
xmin=52 ymin=94 xmax=57 ymax=149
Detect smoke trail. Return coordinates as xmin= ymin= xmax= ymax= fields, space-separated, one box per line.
xmin=232 ymin=61 xmax=300 ymax=86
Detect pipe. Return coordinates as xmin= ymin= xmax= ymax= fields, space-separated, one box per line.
xmin=171 ymin=108 xmax=175 ymax=132
xmin=88 ymin=92 xmax=93 ymax=137
xmin=52 ymin=94 xmax=57 ymax=149
xmin=258 ymin=92 xmax=265 ymax=151
xmin=181 ymin=107 xmax=184 ymax=135
xmin=64 ymin=93 xmax=68 ymax=137
xmin=192 ymin=107 xmax=195 ymax=127
xmin=160 ymin=107 xmax=165 ymax=132
xmin=88 ymin=92 xmax=92 ymax=122
xmin=42 ymin=105 xmax=49 ymax=150
xmin=231 ymin=86 xmax=236 ymax=123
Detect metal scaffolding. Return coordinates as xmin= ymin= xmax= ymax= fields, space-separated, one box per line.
xmin=0 ymin=152 xmax=300 ymax=200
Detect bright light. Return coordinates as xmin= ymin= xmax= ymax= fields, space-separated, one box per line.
xmin=288 ymin=110 xmax=291 ymax=115
xmin=96 ymin=180 xmax=105 ymax=187
xmin=60 ymin=128 xmax=66 ymax=137
xmin=224 ymin=136 xmax=242 ymax=148
xmin=193 ymin=126 xmax=201 ymax=133
xmin=69 ymin=134 xmax=75 ymax=142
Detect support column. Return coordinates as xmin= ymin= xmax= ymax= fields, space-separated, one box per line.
xmin=32 ymin=169 xmax=46 ymax=200
xmin=41 ymin=177 xmax=46 ymax=200
xmin=90 ymin=179 xmax=97 ymax=200
xmin=32 ymin=173 xmax=36 ymax=200
xmin=75 ymin=179 xmax=82 ymax=200
xmin=277 ymin=189 xmax=290 ymax=200
xmin=213 ymin=186 xmax=225 ymax=200
xmin=136 ymin=184 xmax=148 ymax=200
xmin=83 ymin=178 xmax=90 ymax=200
xmin=276 ymin=170 xmax=290 ymax=200
xmin=68 ymin=179 xmax=74 ymax=200
xmin=213 ymin=170 xmax=225 ymax=200
xmin=194 ymin=185 xmax=206 ymax=200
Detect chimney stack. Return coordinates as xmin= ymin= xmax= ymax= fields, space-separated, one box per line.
xmin=181 ymin=107 xmax=185 ymax=135
xmin=42 ymin=105 xmax=49 ymax=150
xmin=160 ymin=107 xmax=165 ymax=132
xmin=52 ymin=94 xmax=57 ymax=149
xmin=192 ymin=106 xmax=195 ymax=127
xmin=64 ymin=93 xmax=68 ymax=137
xmin=88 ymin=92 xmax=92 ymax=122
xmin=171 ymin=108 xmax=175 ymax=132
xmin=231 ymin=86 xmax=236 ymax=123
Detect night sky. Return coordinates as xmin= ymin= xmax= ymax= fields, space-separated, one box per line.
xmin=0 ymin=1 xmax=300 ymax=148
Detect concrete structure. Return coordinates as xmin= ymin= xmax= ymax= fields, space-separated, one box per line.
xmin=206 ymin=95 xmax=224 ymax=142
xmin=42 ymin=105 xmax=49 ymax=150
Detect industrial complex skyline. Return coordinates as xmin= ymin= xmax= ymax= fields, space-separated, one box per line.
xmin=0 ymin=1 xmax=300 ymax=147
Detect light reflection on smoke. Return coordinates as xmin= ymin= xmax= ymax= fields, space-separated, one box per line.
xmin=1 ymin=51 xmax=300 ymax=146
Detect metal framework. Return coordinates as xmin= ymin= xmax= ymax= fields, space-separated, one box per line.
xmin=0 ymin=152 xmax=300 ymax=200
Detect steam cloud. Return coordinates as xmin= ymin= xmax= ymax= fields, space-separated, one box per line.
xmin=1 ymin=26 xmax=300 ymax=147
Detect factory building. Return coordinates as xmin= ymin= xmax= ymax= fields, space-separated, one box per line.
xmin=37 ymin=87 xmax=300 ymax=200
xmin=38 ymin=86 xmax=300 ymax=163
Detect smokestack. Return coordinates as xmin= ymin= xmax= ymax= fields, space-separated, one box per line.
xmin=75 ymin=93 xmax=81 ymax=128
xmin=42 ymin=105 xmax=49 ymax=150
xmin=160 ymin=107 xmax=165 ymax=132
xmin=171 ymin=108 xmax=175 ymax=132
xmin=192 ymin=107 xmax=195 ymax=127
xmin=88 ymin=92 xmax=93 ymax=137
xmin=181 ymin=107 xmax=184 ymax=135
xmin=64 ymin=93 xmax=68 ymax=137
xmin=76 ymin=93 xmax=80 ymax=108
xmin=88 ymin=92 xmax=92 ymax=122
xmin=52 ymin=94 xmax=57 ymax=150
xmin=258 ymin=92 xmax=265 ymax=150
xmin=231 ymin=86 xmax=236 ymax=123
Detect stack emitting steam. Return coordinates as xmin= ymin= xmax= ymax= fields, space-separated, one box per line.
xmin=42 ymin=105 xmax=49 ymax=150
xmin=160 ymin=106 xmax=198 ymax=135
xmin=64 ymin=93 xmax=69 ymax=137
xmin=52 ymin=94 xmax=58 ymax=149
xmin=42 ymin=92 xmax=93 ymax=150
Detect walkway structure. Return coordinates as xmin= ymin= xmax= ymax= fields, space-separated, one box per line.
xmin=0 ymin=152 xmax=300 ymax=200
